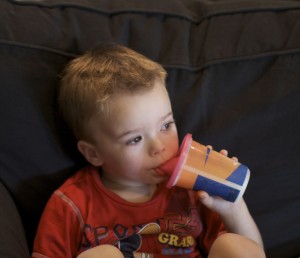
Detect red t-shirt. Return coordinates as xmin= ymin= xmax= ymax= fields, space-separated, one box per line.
xmin=32 ymin=166 xmax=225 ymax=258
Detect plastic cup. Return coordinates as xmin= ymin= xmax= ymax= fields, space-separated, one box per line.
xmin=160 ymin=134 xmax=250 ymax=202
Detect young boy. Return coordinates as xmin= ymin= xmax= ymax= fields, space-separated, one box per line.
xmin=32 ymin=43 xmax=265 ymax=258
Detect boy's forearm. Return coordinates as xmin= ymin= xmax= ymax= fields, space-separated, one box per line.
xmin=220 ymin=198 xmax=264 ymax=247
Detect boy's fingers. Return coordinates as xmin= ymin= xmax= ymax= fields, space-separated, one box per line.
xmin=197 ymin=191 xmax=215 ymax=209
xmin=220 ymin=149 xmax=228 ymax=156
xmin=231 ymin=156 xmax=238 ymax=162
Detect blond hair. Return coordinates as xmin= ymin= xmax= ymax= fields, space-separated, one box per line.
xmin=59 ymin=43 xmax=167 ymax=140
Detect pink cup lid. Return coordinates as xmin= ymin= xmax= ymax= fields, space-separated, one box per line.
xmin=166 ymin=133 xmax=193 ymax=188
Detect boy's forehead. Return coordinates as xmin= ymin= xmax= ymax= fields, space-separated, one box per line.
xmin=94 ymin=81 xmax=172 ymax=133
xmin=100 ymin=80 xmax=169 ymax=113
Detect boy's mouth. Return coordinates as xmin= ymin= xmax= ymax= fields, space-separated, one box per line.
xmin=154 ymin=167 xmax=167 ymax=176
xmin=154 ymin=157 xmax=179 ymax=177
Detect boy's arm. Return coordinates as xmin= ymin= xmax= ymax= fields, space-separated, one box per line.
xmin=77 ymin=245 xmax=124 ymax=258
xmin=197 ymin=192 xmax=264 ymax=247
xmin=197 ymin=148 xmax=263 ymax=247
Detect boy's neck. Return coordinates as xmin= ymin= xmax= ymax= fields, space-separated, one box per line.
xmin=100 ymin=173 xmax=157 ymax=203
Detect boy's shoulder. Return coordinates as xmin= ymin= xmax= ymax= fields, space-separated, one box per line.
xmin=58 ymin=165 xmax=100 ymax=192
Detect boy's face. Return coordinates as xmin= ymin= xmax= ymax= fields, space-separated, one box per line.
xmin=79 ymin=80 xmax=179 ymax=186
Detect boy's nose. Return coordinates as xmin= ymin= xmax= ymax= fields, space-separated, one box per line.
xmin=149 ymin=138 xmax=166 ymax=156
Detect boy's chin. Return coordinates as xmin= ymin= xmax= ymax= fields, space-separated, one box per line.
xmin=150 ymin=174 xmax=169 ymax=185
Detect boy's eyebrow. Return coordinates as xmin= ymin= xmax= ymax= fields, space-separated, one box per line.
xmin=116 ymin=111 xmax=174 ymax=140
xmin=161 ymin=111 xmax=174 ymax=121
xmin=116 ymin=128 xmax=141 ymax=140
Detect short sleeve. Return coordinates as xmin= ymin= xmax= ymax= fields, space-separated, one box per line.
xmin=32 ymin=191 xmax=83 ymax=257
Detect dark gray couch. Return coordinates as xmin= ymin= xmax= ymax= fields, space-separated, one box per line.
xmin=1 ymin=0 xmax=300 ymax=257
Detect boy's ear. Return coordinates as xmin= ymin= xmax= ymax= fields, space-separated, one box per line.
xmin=77 ymin=140 xmax=103 ymax=166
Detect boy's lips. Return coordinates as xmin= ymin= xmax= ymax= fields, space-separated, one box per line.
xmin=154 ymin=157 xmax=179 ymax=177
xmin=154 ymin=167 xmax=166 ymax=176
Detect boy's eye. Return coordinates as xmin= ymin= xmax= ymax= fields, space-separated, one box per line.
xmin=126 ymin=136 xmax=142 ymax=145
xmin=161 ymin=121 xmax=175 ymax=131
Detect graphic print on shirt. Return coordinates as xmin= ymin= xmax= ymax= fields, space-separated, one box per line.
xmin=156 ymin=207 xmax=201 ymax=256
xmin=81 ymin=207 xmax=202 ymax=257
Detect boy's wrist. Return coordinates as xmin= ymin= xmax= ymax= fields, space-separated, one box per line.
xmin=220 ymin=198 xmax=248 ymax=224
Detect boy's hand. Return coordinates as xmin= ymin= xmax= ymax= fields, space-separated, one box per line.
xmin=197 ymin=190 xmax=238 ymax=216
xmin=197 ymin=147 xmax=239 ymax=215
